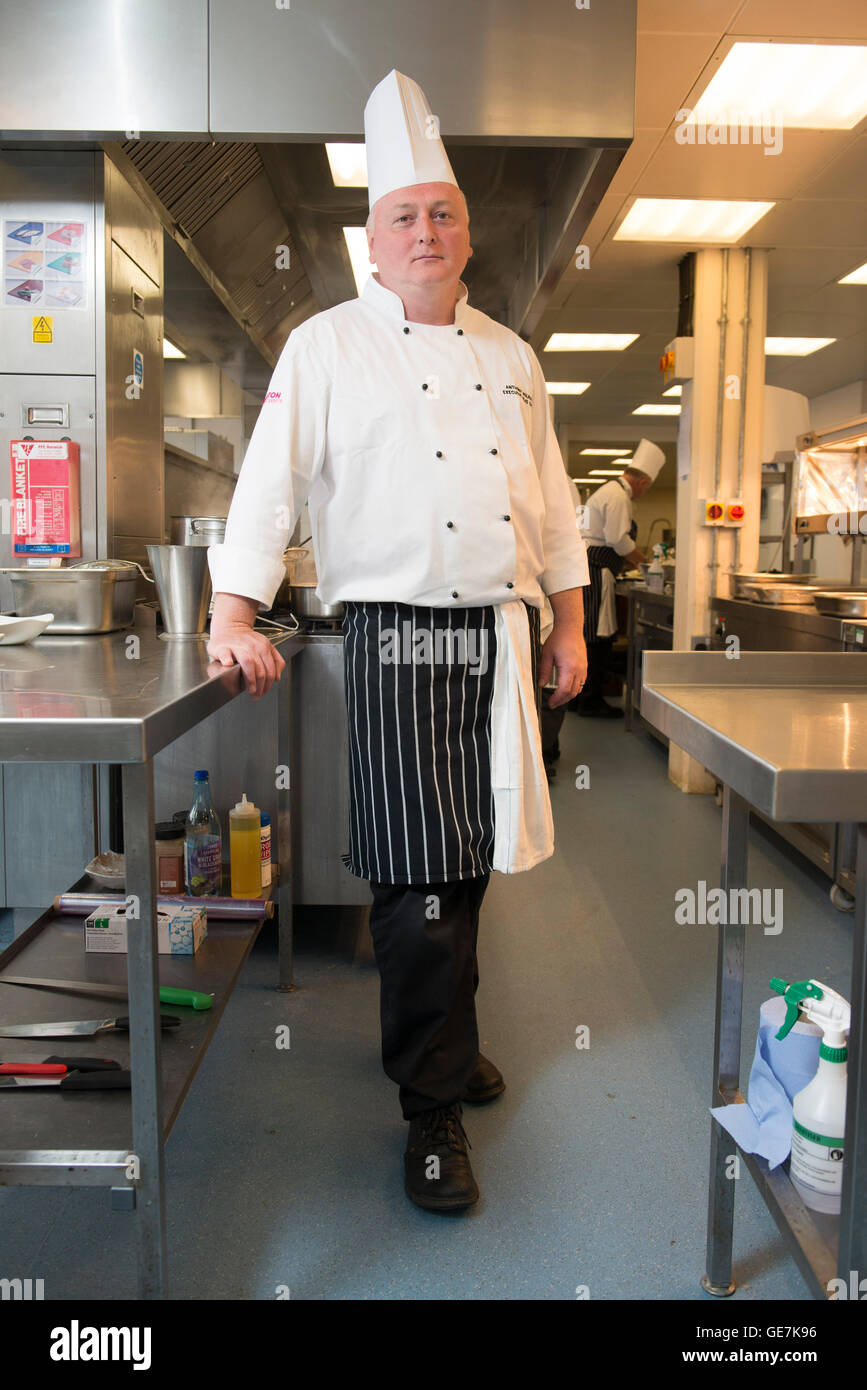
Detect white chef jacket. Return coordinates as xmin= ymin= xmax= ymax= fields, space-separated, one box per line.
xmin=208 ymin=272 xmax=588 ymax=872
xmin=580 ymin=476 xmax=634 ymax=557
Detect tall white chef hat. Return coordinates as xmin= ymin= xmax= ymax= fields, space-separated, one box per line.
xmin=364 ymin=69 xmax=459 ymax=211
xmin=629 ymin=438 xmax=666 ymax=482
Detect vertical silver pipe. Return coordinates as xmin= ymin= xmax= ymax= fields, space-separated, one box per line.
xmin=710 ymin=250 xmax=730 ymax=590
xmin=734 ymin=250 xmax=752 ymax=572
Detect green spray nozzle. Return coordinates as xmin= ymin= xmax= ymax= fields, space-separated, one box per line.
xmin=770 ymin=977 xmax=825 ymax=1039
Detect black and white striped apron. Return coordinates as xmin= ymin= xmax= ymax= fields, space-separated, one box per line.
xmin=582 ymin=545 xmax=623 ymax=644
xmin=341 ymin=600 xmax=541 ymax=885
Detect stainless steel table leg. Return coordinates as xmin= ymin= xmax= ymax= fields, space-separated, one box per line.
xmin=122 ymin=760 xmax=167 ymax=1299
xmin=702 ymin=783 xmax=748 ymax=1297
xmin=838 ymin=822 xmax=867 ymax=1282
xmin=277 ymin=656 xmax=294 ymax=991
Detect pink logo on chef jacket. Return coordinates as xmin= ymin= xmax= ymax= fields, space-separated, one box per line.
xmin=264 ymin=391 xmax=283 ymax=402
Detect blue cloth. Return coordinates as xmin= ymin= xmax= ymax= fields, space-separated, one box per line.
xmin=710 ymin=996 xmax=822 ymax=1169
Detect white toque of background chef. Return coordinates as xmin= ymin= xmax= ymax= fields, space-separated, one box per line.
xmin=574 ymin=438 xmax=664 ymax=719
xmin=206 ymin=69 xmax=589 ymax=1212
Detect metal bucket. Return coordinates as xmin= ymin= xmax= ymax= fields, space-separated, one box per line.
xmin=146 ymin=545 xmax=212 ymax=634
xmin=170 ymin=516 xmax=227 ymax=546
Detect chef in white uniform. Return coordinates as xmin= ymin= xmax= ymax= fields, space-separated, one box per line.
xmin=207 ymin=69 xmax=588 ymax=1213
xmin=575 ymin=439 xmax=664 ymax=718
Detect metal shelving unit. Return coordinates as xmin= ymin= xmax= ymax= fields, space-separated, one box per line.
xmin=642 ymin=652 xmax=867 ymax=1299
xmin=0 ymin=624 xmax=301 ymax=1298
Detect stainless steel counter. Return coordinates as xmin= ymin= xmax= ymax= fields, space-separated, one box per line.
xmin=711 ymin=595 xmax=850 ymax=653
xmin=0 ymin=625 xmax=302 ymax=762
xmin=641 ymin=650 xmax=867 ymax=1300
xmin=641 ymin=651 xmax=867 ymax=822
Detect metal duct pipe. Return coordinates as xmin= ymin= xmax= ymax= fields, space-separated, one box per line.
xmin=710 ymin=249 xmax=730 ymax=589
xmin=734 ymin=249 xmax=752 ymax=572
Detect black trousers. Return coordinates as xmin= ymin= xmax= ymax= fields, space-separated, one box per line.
xmin=368 ymin=874 xmax=490 ymax=1119
xmin=578 ymin=637 xmax=615 ymax=707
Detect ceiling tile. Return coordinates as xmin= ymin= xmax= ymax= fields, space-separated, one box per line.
xmin=631 ymin=129 xmax=843 ymax=201
xmin=731 ymin=0 xmax=867 ymax=39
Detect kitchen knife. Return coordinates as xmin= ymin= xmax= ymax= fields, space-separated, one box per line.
xmin=0 ymin=1016 xmax=182 ymax=1040
xmin=0 ymin=1071 xmax=132 ymax=1090
xmin=0 ymin=1057 xmax=122 ymax=1075
xmin=0 ymin=1063 xmax=67 ymax=1076
xmin=0 ymin=975 xmax=213 ymax=1011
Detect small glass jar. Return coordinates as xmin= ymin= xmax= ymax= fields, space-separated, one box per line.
xmin=154 ymin=821 xmax=185 ymax=894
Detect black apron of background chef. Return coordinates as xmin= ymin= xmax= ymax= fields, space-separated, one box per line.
xmin=341 ymin=600 xmax=541 ymax=885
xmin=581 ymin=518 xmax=637 ymax=646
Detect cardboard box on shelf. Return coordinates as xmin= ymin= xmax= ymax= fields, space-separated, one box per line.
xmin=85 ymin=901 xmax=207 ymax=955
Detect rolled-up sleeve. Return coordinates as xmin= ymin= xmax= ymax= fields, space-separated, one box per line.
xmin=527 ymin=349 xmax=589 ymax=594
xmin=207 ymin=329 xmax=330 ymax=611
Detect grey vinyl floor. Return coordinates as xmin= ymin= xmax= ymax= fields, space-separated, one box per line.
xmin=0 ymin=710 xmax=853 ymax=1300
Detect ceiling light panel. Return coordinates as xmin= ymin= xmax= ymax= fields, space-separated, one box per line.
xmin=688 ymin=43 xmax=867 ymax=131
xmin=838 ymin=260 xmax=867 ymax=285
xmin=633 ymin=404 xmax=682 ymax=415
xmin=615 ymin=199 xmax=773 ymax=243
xmin=343 ymin=227 xmax=374 ymax=294
xmin=327 ymin=143 xmax=368 ymax=186
xmin=544 ymin=333 xmax=639 ymax=351
xmin=764 ymin=337 xmax=835 ymax=355
xmin=545 ymin=382 xmax=591 ymax=394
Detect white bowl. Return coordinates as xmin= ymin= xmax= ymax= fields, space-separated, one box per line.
xmin=85 ymin=851 xmax=126 ymax=889
xmin=0 ymin=612 xmax=55 ymax=644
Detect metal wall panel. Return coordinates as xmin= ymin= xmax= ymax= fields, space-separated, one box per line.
xmin=0 ymin=152 xmax=96 ymax=378
xmin=0 ymin=1 xmax=209 ymax=139
xmin=2 ymin=763 xmax=97 ymax=909
xmin=106 ymin=242 xmax=164 ymax=554
xmin=290 ymin=638 xmax=370 ymax=906
xmin=105 ymin=156 xmax=161 ymax=288
xmin=209 ymin=0 xmax=635 ymax=143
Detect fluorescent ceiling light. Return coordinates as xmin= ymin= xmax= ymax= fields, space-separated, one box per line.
xmin=163 ymin=338 xmax=186 ymax=359
xmin=839 ymin=260 xmax=867 ymax=285
xmin=343 ymin=227 xmax=374 ymax=295
xmin=545 ymin=381 xmax=591 ymax=394
xmin=580 ymin=448 xmax=633 ymax=456
xmin=764 ymin=337 xmax=835 ymax=356
xmin=633 ymin=404 xmax=682 ymax=415
xmin=663 ymin=384 xmax=682 ymax=397
xmin=615 ymin=198 xmax=773 ymax=243
xmin=688 ymin=42 xmax=867 ymax=131
xmin=572 ymin=477 xmax=605 ymax=484
xmin=544 ymin=333 xmax=638 ymax=351
xmin=326 ymin=143 xmax=368 ymax=187
xmin=589 ymin=469 xmax=626 ymax=475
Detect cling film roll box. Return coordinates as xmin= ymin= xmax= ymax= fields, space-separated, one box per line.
xmin=10 ymin=438 xmax=81 ymax=556
xmin=85 ymin=902 xmax=207 ymax=955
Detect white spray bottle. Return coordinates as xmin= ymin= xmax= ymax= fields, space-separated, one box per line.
xmin=646 ymin=543 xmax=665 ymax=592
xmin=771 ymin=977 xmax=850 ymax=1214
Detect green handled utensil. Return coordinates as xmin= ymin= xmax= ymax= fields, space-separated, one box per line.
xmin=0 ymin=975 xmax=213 ymax=1011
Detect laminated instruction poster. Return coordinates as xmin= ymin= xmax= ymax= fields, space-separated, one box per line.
xmin=3 ymin=217 xmax=88 ymax=310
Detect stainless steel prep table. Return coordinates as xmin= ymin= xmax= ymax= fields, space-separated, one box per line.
xmin=615 ymin=582 xmax=674 ymax=732
xmin=641 ymin=652 xmax=867 ymax=1299
xmin=0 ymin=624 xmax=301 ymax=1298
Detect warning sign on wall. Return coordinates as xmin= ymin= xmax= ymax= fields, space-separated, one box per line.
xmin=32 ymin=314 xmax=52 ymax=343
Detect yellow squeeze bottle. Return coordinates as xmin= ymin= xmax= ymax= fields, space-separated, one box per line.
xmin=229 ymin=793 xmax=262 ymax=898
